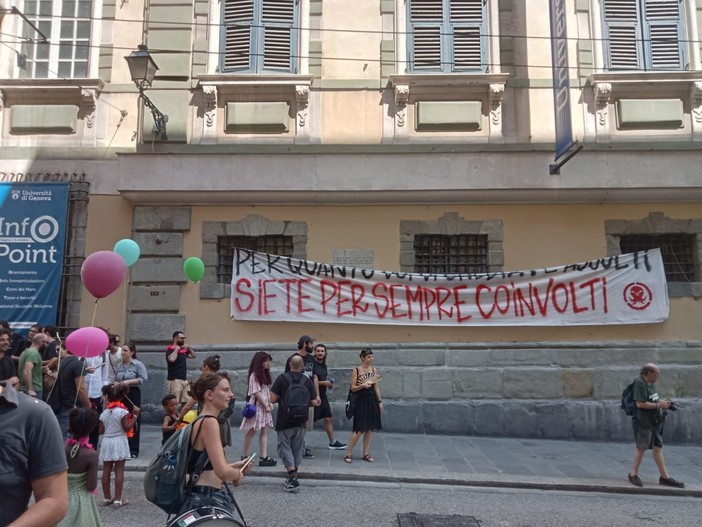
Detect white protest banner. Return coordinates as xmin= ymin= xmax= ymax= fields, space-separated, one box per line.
xmin=230 ymin=249 xmax=669 ymax=326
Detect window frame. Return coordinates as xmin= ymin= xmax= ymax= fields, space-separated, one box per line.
xmin=219 ymin=0 xmax=299 ymax=74
xmin=601 ymin=0 xmax=687 ymax=72
xmin=605 ymin=212 xmax=702 ymax=298
xmin=216 ymin=234 xmax=294 ymax=284
xmin=413 ymin=233 xmax=489 ymax=274
xmin=618 ymin=233 xmax=696 ymax=283
xmin=406 ymin=0 xmax=489 ymax=73
xmin=18 ymin=0 xmax=95 ymax=79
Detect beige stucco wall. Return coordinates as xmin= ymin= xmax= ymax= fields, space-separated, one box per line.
xmin=80 ymin=195 xmax=134 ymax=337
xmin=82 ymin=197 xmax=702 ymax=345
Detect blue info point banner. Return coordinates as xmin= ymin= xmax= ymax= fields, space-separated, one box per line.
xmin=0 ymin=183 xmax=69 ymax=333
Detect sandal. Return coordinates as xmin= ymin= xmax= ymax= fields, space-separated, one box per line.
xmin=111 ymin=499 xmax=128 ymax=509
xmin=102 ymin=498 xmax=114 ymax=506
xmin=362 ymin=454 xmax=375 ymax=463
xmin=344 ymin=454 xmax=353 ymax=464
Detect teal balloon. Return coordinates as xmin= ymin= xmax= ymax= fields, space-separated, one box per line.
xmin=113 ymin=239 xmax=140 ymax=267
xmin=183 ymin=257 xmax=205 ymax=282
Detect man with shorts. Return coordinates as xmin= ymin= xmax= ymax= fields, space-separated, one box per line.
xmin=166 ymin=330 xmax=196 ymax=410
xmin=313 ymin=343 xmax=346 ymax=450
xmin=627 ymin=363 xmax=684 ymax=488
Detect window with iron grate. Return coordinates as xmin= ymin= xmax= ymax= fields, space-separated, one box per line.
xmin=217 ymin=235 xmax=293 ymax=283
xmin=413 ymin=234 xmax=488 ymax=274
xmin=619 ymin=234 xmax=696 ymax=282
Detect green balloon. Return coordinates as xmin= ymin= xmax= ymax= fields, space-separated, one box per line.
xmin=183 ymin=257 xmax=205 ymax=282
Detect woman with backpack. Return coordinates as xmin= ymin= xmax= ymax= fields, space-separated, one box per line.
xmin=177 ymin=371 xmax=253 ymax=516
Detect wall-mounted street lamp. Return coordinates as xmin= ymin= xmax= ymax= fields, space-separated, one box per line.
xmin=124 ymin=45 xmax=168 ymax=140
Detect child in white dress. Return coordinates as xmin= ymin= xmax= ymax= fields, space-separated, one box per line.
xmin=99 ymin=383 xmax=139 ymax=509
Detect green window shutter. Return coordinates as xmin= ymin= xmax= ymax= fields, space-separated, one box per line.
xmin=409 ymin=0 xmax=485 ymax=73
xmin=642 ymin=0 xmax=685 ymax=70
xmin=450 ymin=0 xmax=486 ymax=71
xmin=223 ymin=0 xmax=255 ymax=71
xmin=602 ymin=0 xmax=642 ymax=70
xmin=409 ymin=0 xmax=444 ymax=71
xmin=261 ymin=0 xmax=296 ymax=72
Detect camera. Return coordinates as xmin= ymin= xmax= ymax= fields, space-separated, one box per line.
xmin=668 ymin=401 xmax=678 ymax=412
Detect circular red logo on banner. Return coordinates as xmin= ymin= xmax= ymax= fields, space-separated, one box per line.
xmin=623 ymin=282 xmax=653 ymax=310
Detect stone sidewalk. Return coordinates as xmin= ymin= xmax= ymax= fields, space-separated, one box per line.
xmin=123 ymin=425 xmax=702 ymax=497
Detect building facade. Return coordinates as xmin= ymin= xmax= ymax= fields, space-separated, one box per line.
xmin=1 ymin=0 xmax=701 ymax=440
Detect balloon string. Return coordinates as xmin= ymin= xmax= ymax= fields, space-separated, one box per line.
xmin=90 ymin=299 xmax=99 ymax=327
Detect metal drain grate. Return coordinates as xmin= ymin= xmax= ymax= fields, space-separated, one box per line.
xmin=397 ymin=513 xmax=480 ymax=527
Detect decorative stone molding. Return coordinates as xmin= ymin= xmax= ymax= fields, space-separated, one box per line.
xmin=200 ymin=214 xmax=308 ymax=300
xmin=489 ymin=83 xmax=505 ymax=126
xmin=80 ymin=89 xmax=97 ymax=129
xmin=202 ymin=85 xmax=217 ymax=128
xmin=594 ymin=82 xmax=612 ymax=127
xmin=394 ymin=84 xmax=409 ymax=128
xmin=295 ymin=84 xmax=309 ymax=128
xmin=691 ymin=82 xmax=702 ymax=125
xmin=399 ymin=213 xmax=504 ymax=273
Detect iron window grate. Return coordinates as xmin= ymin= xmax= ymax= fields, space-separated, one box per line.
xmin=619 ymin=234 xmax=695 ymax=282
xmin=217 ymin=235 xmax=293 ymax=283
xmin=413 ymin=234 xmax=488 ymax=274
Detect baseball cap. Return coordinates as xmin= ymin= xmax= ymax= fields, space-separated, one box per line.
xmin=297 ymin=335 xmax=314 ymax=348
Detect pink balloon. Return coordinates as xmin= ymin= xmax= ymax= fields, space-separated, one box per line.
xmin=66 ymin=327 xmax=109 ymax=359
xmin=81 ymin=251 xmax=127 ymax=299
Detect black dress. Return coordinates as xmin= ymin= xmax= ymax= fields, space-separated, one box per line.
xmin=352 ymin=368 xmax=381 ymax=433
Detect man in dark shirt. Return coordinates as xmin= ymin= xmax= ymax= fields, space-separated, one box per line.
xmin=47 ymin=347 xmax=91 ymax=439
xmin=627 ymin=363 xmax=684 ymax=489
xmin=165 ymin=330 xmax=196 ymax=410
xmin=0 ymin=328 xmax=19 ymax=387
xmin=284 ymin=335 xmax=320 ymax=459
xmin=313 ymin=343 xmax=346 ymax=450
xmin=0 ymin=380 xmax=67 ymax=525
xmin=270 ymin=355 xmax=315 ymax=494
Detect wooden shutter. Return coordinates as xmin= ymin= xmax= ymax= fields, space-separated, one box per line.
xmin=409 ymin=0 xmax=485 ymax=72
xmin=261 ymin=0 xmax=295 ymax=71
xmin=223 ymin=0 xmax=254 ymax=71
xmin=409 ymin=0 xmax=444 ymax=71
xmin=642 ymin=0 xmax=684 ymax=69
xmin=450 ymin=0 xmax=485 ymax=71
xmin=602 ymin=0 xmax=642 ymax=70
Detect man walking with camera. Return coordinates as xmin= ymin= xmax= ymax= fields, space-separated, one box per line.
xmin=627 ymin=363 xmax=684 ymax=488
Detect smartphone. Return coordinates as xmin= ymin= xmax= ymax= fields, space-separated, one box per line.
xmin=241 ymin=453 xmax=257 ymax=471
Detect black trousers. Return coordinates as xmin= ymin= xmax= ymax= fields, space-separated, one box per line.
xmin=89 ymin=396 xmax=103 ymax=448
xmin=123 ymin=386 xmax=141 ymax=455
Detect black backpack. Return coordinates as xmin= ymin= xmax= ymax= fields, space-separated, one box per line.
xmin=621 ymin=382 xmax=637 ymax=416
xmin=282 ymin=372 xmax=310 ymax=424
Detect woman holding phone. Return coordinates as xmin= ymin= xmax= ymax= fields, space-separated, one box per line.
xmin=177 ymin=371 xmax=253 ymax=517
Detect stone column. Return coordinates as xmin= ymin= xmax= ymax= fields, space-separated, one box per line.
xmin=127 ymin=207 xmax=191 ymax=343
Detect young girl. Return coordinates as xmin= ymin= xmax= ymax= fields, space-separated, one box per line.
xmin=240 ymin=351 xmax=276 ymax=466
xmin=99 ymin=383 xmax=139 ymax=508
xmin=161 ymin=393 xmax=179 ymax=445
xmin=57 ymin=408 xmax=102 ymax=527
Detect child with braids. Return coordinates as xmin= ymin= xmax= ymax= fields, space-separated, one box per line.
xmin=56 ymin=407 xmax=102 ymax=527
xmin=99 ymin=383 xmax=139 ymax=509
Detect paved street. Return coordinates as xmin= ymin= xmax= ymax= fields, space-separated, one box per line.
xmin=122 ymin=425 xmax=702 ymax=496
xmin=99 ymin=476 xmax=702 ymax=527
